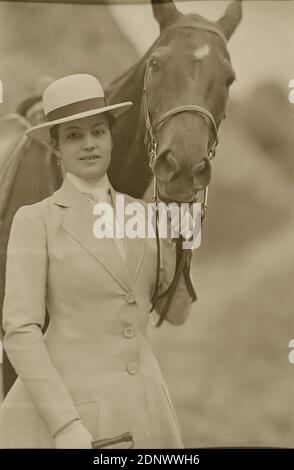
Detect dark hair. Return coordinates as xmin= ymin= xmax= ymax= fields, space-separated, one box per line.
xmin=50 ymin=124 xmax=59 ymax=143
xmin=49 ymin=112 xmax=115 ymax=144
xmin=105 ymin=112 xmax=115 ymax=131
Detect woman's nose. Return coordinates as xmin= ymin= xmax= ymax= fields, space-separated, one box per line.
xmin=82 ymin=134 xmax=97 ymax=150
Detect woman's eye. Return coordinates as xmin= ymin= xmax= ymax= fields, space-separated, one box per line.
xmin=93 ymin=129 xmax=105 ymax=136
xmin=149 ymin=58 xmax=160 ymax=73
xmin=67 ymin=133 xmax=81 ymax=140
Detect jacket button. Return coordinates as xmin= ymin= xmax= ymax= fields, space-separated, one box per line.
xmin=123 ymin=326 xmax=135 ymax=339
xmin=127 ymin=362 xmax=139 ymax=375
xmin=125 ymin=292 xmax=136 ymax=304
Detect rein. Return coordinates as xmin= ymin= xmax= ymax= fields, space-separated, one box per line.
xmin=145 ymin=23 xmax=226 ymax=326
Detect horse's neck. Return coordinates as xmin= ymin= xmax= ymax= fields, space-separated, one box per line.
xmin=108 ymin=59 xmax=146 ymax=148
xmin=106 ymin=56 xmax=145 ymax=149
xmin=106 ymin=49 xmax=153 ymax=198
xmin=107 ymin=41 xmax=154 ymax=105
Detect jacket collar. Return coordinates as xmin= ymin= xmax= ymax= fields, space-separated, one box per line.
xmin=65 ymin=171 xmax=110 ymax=197
xmin=51 ymin=177 xmax=146 ymax=291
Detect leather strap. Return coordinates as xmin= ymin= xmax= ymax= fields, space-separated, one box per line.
xmin=146 ymin=22 xmax=221 ymax=326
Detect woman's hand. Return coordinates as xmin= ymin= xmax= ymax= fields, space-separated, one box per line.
xmin=54 ymin=419 xmax=93 ymax=449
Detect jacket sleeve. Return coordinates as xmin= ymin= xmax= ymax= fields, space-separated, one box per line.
xmin=154 ymin=236 xmax=196 ymax=325
xmin=2 ymin=205 xmax=80 ymax=437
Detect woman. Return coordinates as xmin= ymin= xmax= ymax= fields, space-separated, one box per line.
xmin=0 ymin=74 xmax=196 ymax=448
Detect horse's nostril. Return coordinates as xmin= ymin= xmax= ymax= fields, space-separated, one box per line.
xmin=164 ymin=152 xmax=179 ymax=173
xmin=194 ymin=157 xmax=210 ymax=175
xmin=154 ymin=151 xmax=179 ymax=182
xmin=193 ymin=157 xmax=211 ymax=189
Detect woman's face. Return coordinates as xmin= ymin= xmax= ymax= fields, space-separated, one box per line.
xmin=54 ymin=113 xmax=112 ymax=183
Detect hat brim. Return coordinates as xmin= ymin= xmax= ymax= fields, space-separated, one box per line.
xmin=25 ymin=101 xmax=133 ymax=144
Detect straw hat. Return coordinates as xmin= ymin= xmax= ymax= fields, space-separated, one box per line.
xmin=25 ymin=74 xmax=133 ymax=143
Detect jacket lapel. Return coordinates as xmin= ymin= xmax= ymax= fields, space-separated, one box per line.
xmin=108 ymin=185 xmax=146 ymax=284
xmin=52 ymin=178 xmax=131 ymax=291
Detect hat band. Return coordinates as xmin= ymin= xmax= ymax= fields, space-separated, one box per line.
xmin=46 ymin=97 xmax=107 ymax=122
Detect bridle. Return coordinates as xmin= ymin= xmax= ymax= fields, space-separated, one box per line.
xmin=144 ymin=22 xmax=227 ymax=326
xmin=143 ymin=21 xmax=227 ymax=212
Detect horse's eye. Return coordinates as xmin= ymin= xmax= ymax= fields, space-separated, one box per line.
xmin=150 ymin=58 xmax=160 ymax=73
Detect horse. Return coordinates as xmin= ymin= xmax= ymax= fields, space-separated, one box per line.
xmin=0 ymin=98 xmax=62 ymax=395
xmin=108 ymin=0 xmax=242 ymax=204
xmin=0 ymin=0 xmax=242 ymax=395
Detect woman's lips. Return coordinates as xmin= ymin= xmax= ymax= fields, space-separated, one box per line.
xmin=79 ymin=155 xmax=101 ymax=161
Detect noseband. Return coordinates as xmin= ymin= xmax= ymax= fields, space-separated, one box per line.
xmin=145 ymin=23 xmax=227 ymax=326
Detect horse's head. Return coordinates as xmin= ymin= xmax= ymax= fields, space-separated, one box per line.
xmin=143 ymin=0 xmax=242 ymax=203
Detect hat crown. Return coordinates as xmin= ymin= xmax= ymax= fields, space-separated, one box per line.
xmin=43 ymin=74 xmax=105 ymax=116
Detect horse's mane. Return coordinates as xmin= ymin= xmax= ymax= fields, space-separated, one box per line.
xmin=106 ymin=41 xmax=156 ymax=100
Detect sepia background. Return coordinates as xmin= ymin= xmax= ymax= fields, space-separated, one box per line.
xmin=0 ymin=0 xmax=294 ymax=448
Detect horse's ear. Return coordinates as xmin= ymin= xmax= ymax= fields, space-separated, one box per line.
xmin=216 ymin=0 xmax=243 ymax=40
xmin=151 ymin=0 xmax=180 ymax=32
